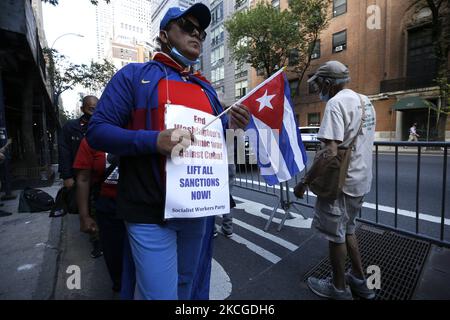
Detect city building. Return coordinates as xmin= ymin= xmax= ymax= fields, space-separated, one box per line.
xmin=0 ymin=0 xmax=56 ymax=189
xmin=200 ymin=0 xmax=250 ymax=106
xmin=95 ymin=0 xmax=153 ymax=66
xmin=110 ymin=40 xmax=152 ymax=69
xmin=249 ymin=0 xmax=450 ymax=141
xmin=150 ymin=0 xmax=198 ymax=52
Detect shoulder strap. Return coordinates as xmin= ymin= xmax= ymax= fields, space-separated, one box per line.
xmin=348 ymin=94 xmax=366 ymax=149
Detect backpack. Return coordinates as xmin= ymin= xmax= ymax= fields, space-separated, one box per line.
xmin=18 ymin=188 xmax=55 ymax=213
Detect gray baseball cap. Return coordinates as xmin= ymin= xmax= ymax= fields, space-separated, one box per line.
xmin=307 ymin=60 xmax=350 ymax=83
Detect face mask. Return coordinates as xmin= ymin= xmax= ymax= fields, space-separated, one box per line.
xmin=170 ymin=46 xmax=199 ymax=67
xmin=82 ymin=113 xmax=92 ymax=122
xmin=163 ymin=31 xmax=199 ymax=67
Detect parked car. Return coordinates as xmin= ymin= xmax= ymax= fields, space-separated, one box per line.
xmin=299 ymin=126 xmax=320 ymax=150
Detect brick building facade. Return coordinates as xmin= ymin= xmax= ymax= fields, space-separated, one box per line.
xmin=250 ymin=0 xmax=450 ymax=141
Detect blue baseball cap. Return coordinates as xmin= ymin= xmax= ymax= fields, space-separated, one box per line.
xmin=160 ymin=3 xmax=211 ymax=31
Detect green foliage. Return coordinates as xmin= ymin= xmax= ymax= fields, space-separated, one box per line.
xmin=43 ymin=48 xmax=82 ymax=103
xmin=225 ymin=0 xmax=329 ymax=95
xmin=76 ymin=59 xmax=116 ymax=93
xmin=43 ymin=48 xmax=116 ymax=103
xmin=226 ymin=2 xmax=302 ymax=78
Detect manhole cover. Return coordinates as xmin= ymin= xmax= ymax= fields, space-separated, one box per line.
xmin=304 ymin=225 xmax=430 ymax=300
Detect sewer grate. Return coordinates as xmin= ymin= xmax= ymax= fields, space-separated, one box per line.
xmin=304 ymin=225 xmax=431 ymax=300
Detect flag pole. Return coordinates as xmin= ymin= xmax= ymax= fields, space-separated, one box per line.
xmin=200 ymin=67 xmax=286 ymax=131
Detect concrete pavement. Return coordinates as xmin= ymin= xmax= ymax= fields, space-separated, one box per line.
xmin=1 ymin=181 xmax=449 ymax=300
xmin=0 ymin=182 xmax=62 ymax=299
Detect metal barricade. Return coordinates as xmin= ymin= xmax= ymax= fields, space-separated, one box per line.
xmin=233 ymin=141 xmax=450 ymax=247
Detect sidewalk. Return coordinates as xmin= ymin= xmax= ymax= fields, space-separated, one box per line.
xmin=1 ymin=180 xmax=449 ymax=300
xmin=376 ymin=145 xmax=445 ymax=154
xmin=0 ymin=182 xmax=62 ymax=299
xmin=0 ymin=179 xmax=116 ymax=300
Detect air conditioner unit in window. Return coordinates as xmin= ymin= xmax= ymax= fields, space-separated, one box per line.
xmin=334 ymin=45 xmax=344 ymax=52
xmin=311 ymin=53 xmax=319 ymax=59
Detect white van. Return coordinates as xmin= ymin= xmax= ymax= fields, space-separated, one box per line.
xmin=299 ymin=126 xmax=320 ymax=150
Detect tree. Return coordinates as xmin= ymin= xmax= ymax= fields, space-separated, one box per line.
xmin=76 ymin=59 xmax=116 ymax=94
xmin=43 ymin=48 xmax=116 ymax=128
xmin=288 ymin=0 xmax=330 ymax=93
xmin=226 ymin=3 xmax=303 ymax=79
xmin=225 ymin=0 xmax=329 ymax=92
xmin=408 ymin=0 xmax=449 ymax=140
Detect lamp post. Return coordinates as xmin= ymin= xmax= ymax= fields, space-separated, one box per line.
xmin=51 ymin=33 xmax=84 ymax=49
xmin=48 ymin=33 xmax=84 ymax=164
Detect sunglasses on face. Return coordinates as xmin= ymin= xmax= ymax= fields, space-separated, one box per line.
xmin=176 ymin=17 xmax=207 ymax=42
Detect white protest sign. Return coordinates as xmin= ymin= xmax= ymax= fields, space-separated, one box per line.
xmin=164 ymin=104 xmax=230 ymax=219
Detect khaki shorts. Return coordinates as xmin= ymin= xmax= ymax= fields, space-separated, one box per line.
xmin=312 ymin=193 xmax=364 ymax=244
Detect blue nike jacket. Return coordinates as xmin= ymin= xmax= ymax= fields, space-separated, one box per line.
xmin=87 ymin=54 xmax=226 ymax=224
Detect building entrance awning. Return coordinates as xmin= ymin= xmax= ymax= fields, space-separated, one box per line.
xmin=393 ymin=97 xmax=437 ymax=111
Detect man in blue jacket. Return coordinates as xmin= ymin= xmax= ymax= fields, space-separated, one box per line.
xmin=87 ymin=3 xmax=249 ymax=300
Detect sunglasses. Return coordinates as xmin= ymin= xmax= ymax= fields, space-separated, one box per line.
xmin=176 ymin=17 xmax=207 ymax=42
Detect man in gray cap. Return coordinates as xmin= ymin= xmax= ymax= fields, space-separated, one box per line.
xmin=296 ymin=61 xmax=376 ymax=300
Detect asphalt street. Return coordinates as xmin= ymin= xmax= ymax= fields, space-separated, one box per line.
xmin=234 ymin=150 xmax=450 ymax=244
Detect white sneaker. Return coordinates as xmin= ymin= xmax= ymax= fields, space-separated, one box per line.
xmin=307 ymin=276 xmax=353 ymax=300
xmin=345 ymin=272 xmax=376 ymax=300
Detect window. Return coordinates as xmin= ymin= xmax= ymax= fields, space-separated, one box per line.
xmin=407 ymin=26 xmax=437 ymax=88
xmin=211 ymin=2 xmax=224 ymax=26
xmin=211 ymin=65 xmax=224 ymax=83
xmin=211 ymin=25 xmax=224 ymax=46
xmin=257 ymin=68 xmax=265 ymax=76
xmin=289 ymin=80 xmax=299 ymax=99
xmin=333 ymin=0 xmax=347 ymax=17
xmin=308 ymin=113 xmax=321 ymax=126
xmin=235 ymin=0 xmax=247 ymax=10
xmin=332 ymin=30 xmax=347 ymax=53
xmin=235 ymin=80 xmax=248 ymax=99
xmin=235 ymin=62 xmax=247 ymax=79
xmin=311 ymin=40 xmax=320 ymax=59
xmin=211 ymin=45 xmax=224 ymax=65
xmin=288 ymin=49 xmax=299 ymax=66
xmin=271 ymin=0 xmax=280 ymax=9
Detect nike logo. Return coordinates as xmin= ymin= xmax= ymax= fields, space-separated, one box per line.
xmin=141 ymin=79 xmax=150 ymax=84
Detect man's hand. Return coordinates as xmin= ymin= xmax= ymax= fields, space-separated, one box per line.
xmin=157 ymin=128 xmax=195 ymax=157
xmin=229 ymin=104 xmax=250 ymax=130
xmin=80 ymin=216 xmax=98 ymax=234
xmin=294 ymin=180 xmax=308 ymax=199
xmin=64 ymin=178 xmax=75 ymax=189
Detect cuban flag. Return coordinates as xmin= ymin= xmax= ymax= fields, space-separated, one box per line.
xmin=239 ymin=68 xmax=307 ymax=186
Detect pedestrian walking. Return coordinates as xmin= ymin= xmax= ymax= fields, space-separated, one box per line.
xmin=295 ymin=61 xmax=377 ymax=300
xmin=408 ymin=123 xmax=420 ymax=142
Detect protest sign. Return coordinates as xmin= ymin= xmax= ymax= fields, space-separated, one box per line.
xmin=164 ymin=104 xmax=230 ymax=219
